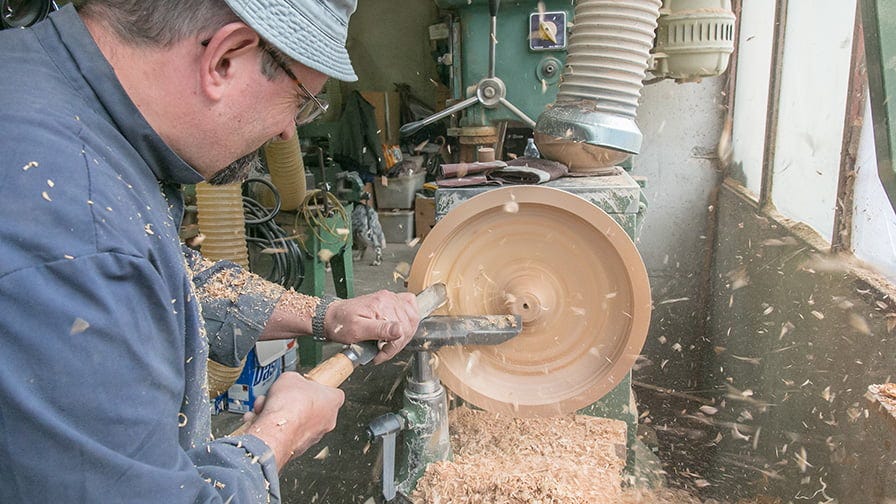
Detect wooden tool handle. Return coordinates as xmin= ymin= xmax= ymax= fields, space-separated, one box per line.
xmin=229 ymin=353 xmax=356 ymax=437
xmin=230 ymin=419 xmax=251 ymax=436
xmin=303 ymin=352 xmax=356 ymax=388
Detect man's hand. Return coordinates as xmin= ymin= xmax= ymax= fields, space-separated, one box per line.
xmin=324 ymin=290 xmax=419 ymax=364
xmin=238 ymin=372 xmax=344 ymax=469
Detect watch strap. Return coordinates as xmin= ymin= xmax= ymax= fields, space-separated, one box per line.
xmin=312 ymin=296 xmax=338 ymax=341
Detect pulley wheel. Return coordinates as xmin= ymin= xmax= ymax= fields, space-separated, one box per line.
xmin=408 ymin=186 xmax=651 ymax=417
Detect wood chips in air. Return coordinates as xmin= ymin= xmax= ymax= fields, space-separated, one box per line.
xmin=411 ymin=406 xmax=628 ymax=503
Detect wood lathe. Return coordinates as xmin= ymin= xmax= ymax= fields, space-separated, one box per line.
xmin=368 ymin=184 xmax=652 ymax=501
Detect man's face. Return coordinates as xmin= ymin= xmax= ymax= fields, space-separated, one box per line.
xmin=204 ymin=55 xmax=328 ymax=186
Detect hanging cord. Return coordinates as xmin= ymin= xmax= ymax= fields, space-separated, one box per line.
xmin=298 ymin=189 xmax=350 ymax=251
xmin=241 ymin=177 xmax=305 ymax=290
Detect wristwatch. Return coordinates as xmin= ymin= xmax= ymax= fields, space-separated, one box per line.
xmin=312 ymin=296 xmax=338 ymax=341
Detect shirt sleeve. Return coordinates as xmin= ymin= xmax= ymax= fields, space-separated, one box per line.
xmin=183 ymin=245 xmax=286 ymax=367
xmin=0 ymin=253 xmax=279 ymax=503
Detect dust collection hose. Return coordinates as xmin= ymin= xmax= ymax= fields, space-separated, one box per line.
xmin=195 ymin=182 xmax=250 ymax=267
xmin=263 ymin=136 xmax=307 ymax=211
xmin=535 ymin=0 xmax=662 ymax=172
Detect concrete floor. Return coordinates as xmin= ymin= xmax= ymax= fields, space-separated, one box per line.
xmin=212 ymin=243 xmax=421 ymax=504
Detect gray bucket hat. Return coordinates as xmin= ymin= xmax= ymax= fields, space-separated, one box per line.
xmin=223 ymin=0 xmax=359 ymax=82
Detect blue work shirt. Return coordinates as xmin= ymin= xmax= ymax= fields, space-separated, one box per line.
xmin=0 ymin=6 xmax=283 ymax=503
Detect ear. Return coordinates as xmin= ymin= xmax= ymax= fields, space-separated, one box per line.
xmin=198 ymin=22 xmax=262 ymax=101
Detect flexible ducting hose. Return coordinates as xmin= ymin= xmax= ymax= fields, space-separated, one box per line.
xmin=535 ymin=0 xmax=662 ymax=172
xmin=195 ymin=181 xmax=250 ymax=267
xmin=264 ymin=136 xmax=306 ymax=211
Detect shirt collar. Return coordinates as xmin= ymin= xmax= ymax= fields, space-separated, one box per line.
xmin=45 ymin=5 xmax=204 ymax=185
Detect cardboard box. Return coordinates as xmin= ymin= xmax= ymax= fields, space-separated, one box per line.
xmin=282 ymin=345 xmax=298 ymax=373
xmin=227 ymin=349 xmax=283 ymax=414
xmin=211 ymin=392 xmax=228 ymax=415
xmin=415 ymin=194 xmax=435 ymax=239
xmin=254 ymin=338 xmax=296 ymax=367
xmin=360 ymin=91 xmax=401 ymax=144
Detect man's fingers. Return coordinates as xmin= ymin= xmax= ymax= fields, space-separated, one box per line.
xmin=372 ymin=342 xmax=398 ymax=365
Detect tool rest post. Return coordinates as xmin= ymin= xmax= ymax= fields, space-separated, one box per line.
xmin=408 ymin=351 xmax=439 ymax=394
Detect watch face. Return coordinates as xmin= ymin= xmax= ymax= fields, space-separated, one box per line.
xmin=529 ymin=11 xmax=567 ymax=51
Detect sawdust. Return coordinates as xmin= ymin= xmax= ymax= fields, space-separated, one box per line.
xmin=197 ymin=264 xmax=283 ymax=305
xmin=278 ymin=288 xmax=319 ymax=319
xmin=411 ymin=407 xmax=725 ymax=503
xmin=411 ymin=407 xmax=628 ymax=503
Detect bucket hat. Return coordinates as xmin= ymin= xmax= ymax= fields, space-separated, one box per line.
xmin=223 ymin=0 xmax=358 ymax=82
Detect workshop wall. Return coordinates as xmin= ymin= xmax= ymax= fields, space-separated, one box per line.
xmin=630 ymin=78 xmax=726 ymax=391
xmin=699 ymin=181 xmax=896 ymax=501
xmin=344 ymin=0 xmax=442 ymax=110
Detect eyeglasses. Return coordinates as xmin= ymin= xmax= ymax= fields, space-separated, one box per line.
xmin=201 ymin=38 xmax=329 ymax=126
xmin=259 ymin=45 xmax=329 ymax=126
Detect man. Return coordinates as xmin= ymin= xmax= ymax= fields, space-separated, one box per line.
xmin=0 ymin=0 xmax=419 ymax=502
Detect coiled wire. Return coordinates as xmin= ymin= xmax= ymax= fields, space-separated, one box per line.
xmin=297 ymin=189 xmax=350 ymax=250
xmin=242 ymin=177 xmax=305 ymax=290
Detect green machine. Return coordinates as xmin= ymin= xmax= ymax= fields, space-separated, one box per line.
xmin=366 ymin=0 xmax=666 ymax=501
xmin=401 ymin=0 xmax=571 ymax=137
xmin=437 ymin=0 xmax=570 ymax=126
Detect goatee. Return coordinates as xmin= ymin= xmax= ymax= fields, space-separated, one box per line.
xmin=208 ymin=150 xmax=262 ymax=185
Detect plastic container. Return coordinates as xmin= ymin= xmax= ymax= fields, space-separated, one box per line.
xmin=524 ymin=138 xmax=541 ymax=158
xmin=374 ymin=171 xmax=426 ymax=209
xmin=378 ymin=210 xmax=415 ymax=243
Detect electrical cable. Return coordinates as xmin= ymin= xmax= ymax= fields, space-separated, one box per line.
xmin=297 ymin=189 xmax=350 ymax=250
xmin=241 ymin=177 xmax=305 ymax=290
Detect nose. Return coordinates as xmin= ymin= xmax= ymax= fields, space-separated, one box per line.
xmin=278 ymin=124 xmax=297 ymax=141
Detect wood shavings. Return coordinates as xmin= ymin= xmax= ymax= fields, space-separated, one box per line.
xmin=278 ymin=289 xmax=318 ymax=320
xmin=411 ymin=407 xmax=627 ymax=503
xmin=313 ymin=446 xmax=329 ymax=460
xmin=318 ymin=248 xmax=334 ymax=263
xmin=69 ymin=318 xmax=90 ymax=335
xmin=394 ymin=261 xmax=411 ymax=282
xmin=198 ymin=266 xmax=282 ymax=305
xmin=881 ymin=383 xmax=896 ymax=400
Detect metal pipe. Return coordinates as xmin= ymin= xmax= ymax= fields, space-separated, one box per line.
xmin=488 ymin=15 xmax=497 ymax=79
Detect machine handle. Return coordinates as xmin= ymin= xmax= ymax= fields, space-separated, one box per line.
xmin=399 ymin=95 xmax=479 ymax=136
xmin=368 ymin=413 xmax=405 ymax=502
xmin=489 ymin=0 xmax=499 ymax=17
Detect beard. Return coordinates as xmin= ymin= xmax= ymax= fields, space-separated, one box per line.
xmin=208 ymin=149 xmax=262 ymax=186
